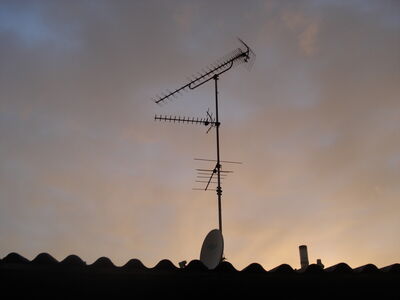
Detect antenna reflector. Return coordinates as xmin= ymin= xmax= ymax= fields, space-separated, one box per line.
xmin=196 ymin=169 xmax=233 ymax=173
xmin=194 ymin=158 xmax=242 ymax=164
xmin=192 ymin=188 xmax=216 ymax=191
xmin=196 ymin=181 xmax=218 ymax=184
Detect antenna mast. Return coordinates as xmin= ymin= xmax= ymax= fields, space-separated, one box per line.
xmin=153 ymin=39 xmax=255 ymax=234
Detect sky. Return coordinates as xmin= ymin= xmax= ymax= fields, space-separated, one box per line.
xmin=0 ymin=0 xmax=399 ymax=270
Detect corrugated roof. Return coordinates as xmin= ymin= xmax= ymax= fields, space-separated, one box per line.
xmin=1 ymin=252 xmax=399 ymax=298
xmin=1 ymin=252 xmax=399 ymax=274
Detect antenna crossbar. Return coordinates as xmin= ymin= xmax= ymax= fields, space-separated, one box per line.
xmin=197 ymin=176 xmax=225 ymax=179
xmin=197 ymin=172 xmax=227 ymax=176
xmin=196 ymin=181 xmax=218 ymax=184
xmin=192 ymin=188 xmax=216 ymax=192
xmin=196 ymin=169 xmax=233 ymax=173
xmin=194 ymin=158 xmax=243 ymax=164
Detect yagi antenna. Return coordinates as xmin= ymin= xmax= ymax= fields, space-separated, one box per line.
xmin=154 ymin=111 xmax=216 ymax=133
xmin=153 ymin=39 xmax=255 ymax=104
xmin=152 ymin=39 xmax=255 ymax=266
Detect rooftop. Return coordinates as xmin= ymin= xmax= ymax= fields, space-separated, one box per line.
xmin=1 ymin=252 xmax=399 ymax=298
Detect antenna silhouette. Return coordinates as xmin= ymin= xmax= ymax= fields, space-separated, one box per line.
xmin=152 ymin=39 xmax=255 ymax=235
xmin=153 ymin=39 xmax=255 ymax=104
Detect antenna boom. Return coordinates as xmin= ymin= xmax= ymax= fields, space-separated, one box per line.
xmin=154 ymin=114 xmax=216 ymax=126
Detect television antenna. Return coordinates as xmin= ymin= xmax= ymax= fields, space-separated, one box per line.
xmin=153 ymin=38 xmax=255 ymax=254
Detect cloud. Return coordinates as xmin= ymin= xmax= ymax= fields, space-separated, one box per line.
xmin=282 ymin=10 xmax=320 ymax=56
xmin=0 ymin=0 xmax=399 ymax=269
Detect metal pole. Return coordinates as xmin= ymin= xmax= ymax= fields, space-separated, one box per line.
xmin=214 ymin=75 xmax=222 ymax=234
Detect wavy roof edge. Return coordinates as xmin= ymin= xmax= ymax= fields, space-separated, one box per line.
xmin=1 ymin=252 xmax=399 ymax=274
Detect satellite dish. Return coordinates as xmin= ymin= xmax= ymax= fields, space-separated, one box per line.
xmin=200 ymin=229 xmax=224 ymax=270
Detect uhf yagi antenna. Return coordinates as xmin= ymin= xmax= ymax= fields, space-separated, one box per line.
xmin=153 ymin=39 xmax=255 ymax=105
xmin=152 ymin=39 xmax=255 ymax=247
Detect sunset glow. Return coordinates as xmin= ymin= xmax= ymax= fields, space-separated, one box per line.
xmin=1 ymin=0 xmax=399 ymax=270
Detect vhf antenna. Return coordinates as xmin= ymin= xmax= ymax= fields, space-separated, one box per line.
xmin=152 ymin=39 xmax=255 ymax=234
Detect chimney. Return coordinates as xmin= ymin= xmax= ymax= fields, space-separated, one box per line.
xmin=299 ymin=245 xmax=309 ymax=269
xmin=316 ymin=259 xmax=324 ymax=269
